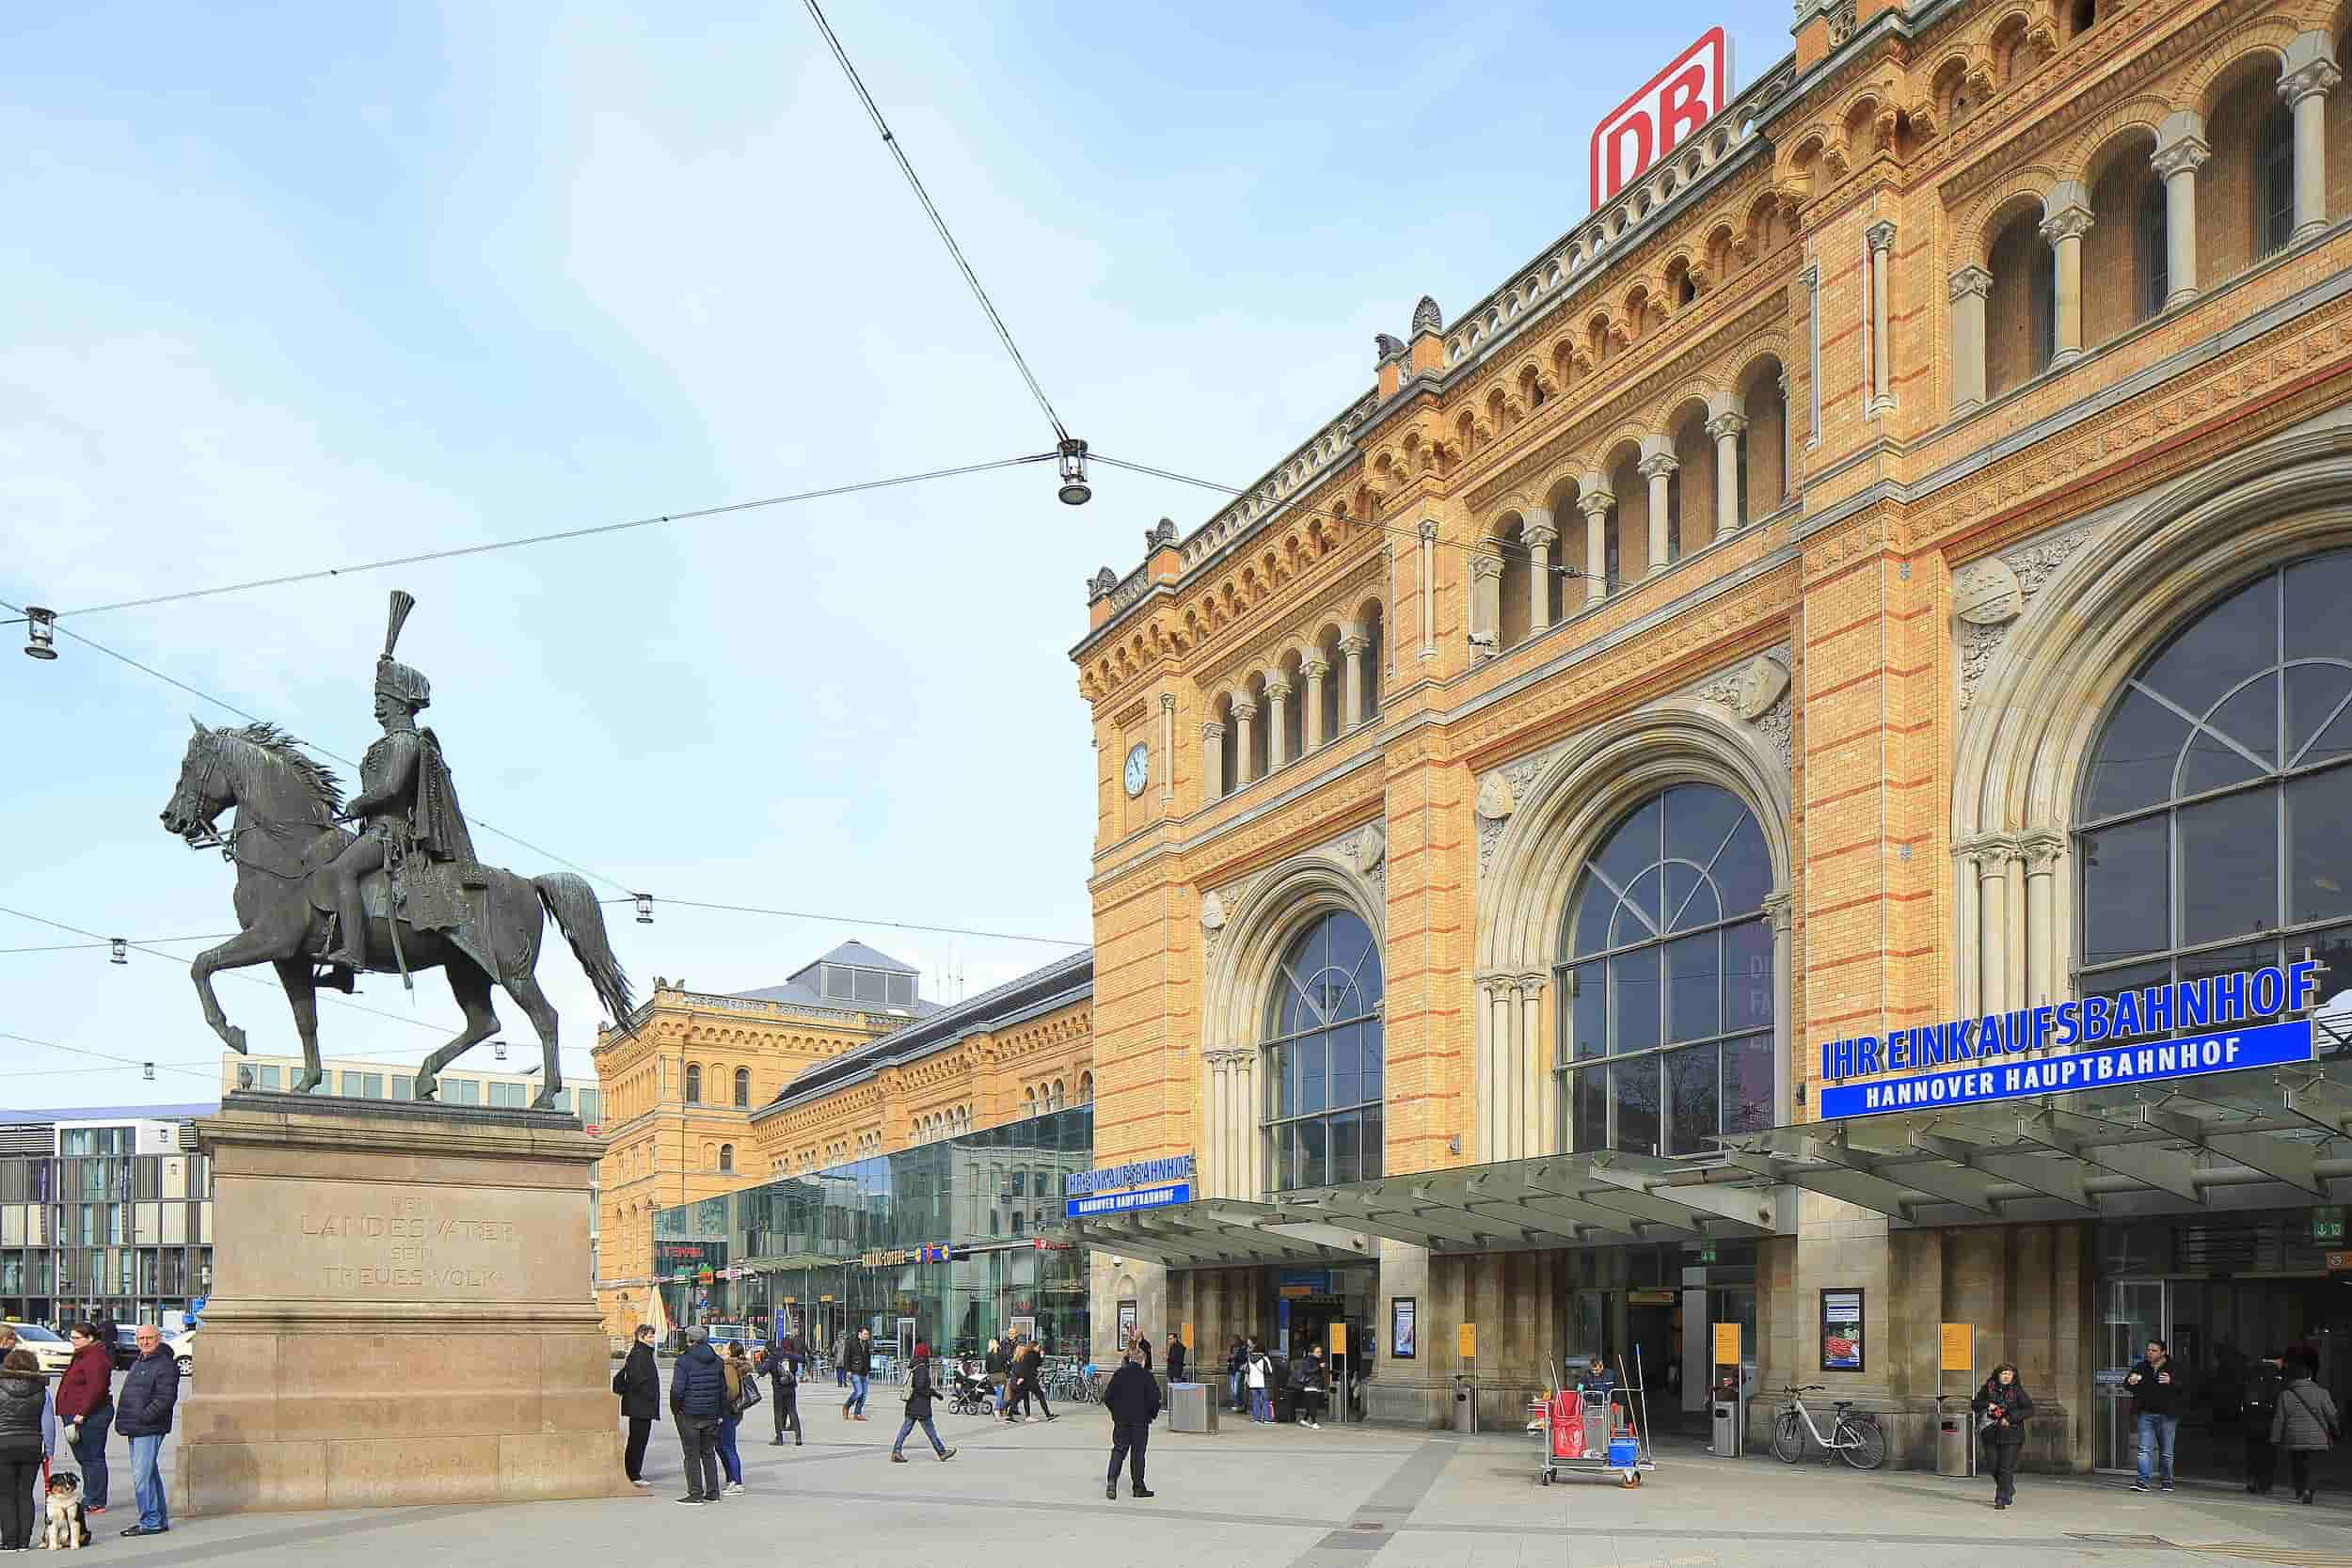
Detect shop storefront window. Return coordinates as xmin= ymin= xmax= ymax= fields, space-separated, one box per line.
xmin=1555 ymin=784 xmax=1775 ymax=1155
xmin=2079 ymin=552 xmax=2352 ymax=1002
xmin=1263 ymin=910 xmax=1385 ymax=1191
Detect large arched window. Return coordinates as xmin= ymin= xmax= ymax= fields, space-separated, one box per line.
xmin=1555 ymin=784 xmax=1775 ymax=1156
xmin=1264 ymin=910 xmax=1384 ymax=1190
xmin=2078 ymin=553 xmax=2352 ymax=1001
xmin=733 ymin=1068 xmax=751 ymax=1108
xmin=683 ymin=1064 xmax=702 ymax=1104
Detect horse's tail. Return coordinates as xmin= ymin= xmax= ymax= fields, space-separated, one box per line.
xmin=534 ymin=872 xmax=635 ymax=1023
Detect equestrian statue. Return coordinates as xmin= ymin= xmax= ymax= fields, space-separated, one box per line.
xmin=157 ymin=590 xmax=632 ymax=1106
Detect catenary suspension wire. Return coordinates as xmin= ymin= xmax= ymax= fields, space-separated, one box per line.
xmin=38 ymin=453 xmax=1056 ymax=622
xmin=1092 ymin=451 xmax=1598 ymax=581
xmin=4 ymin=1027 xmax=227 ymax=1087
xmin=609 ymin=896 xmax=1085 ymax=949
xmin=0 ymin=934 xmax=233 ymax=956
xmin=800 ymin=0 xmax=1071 ymax=446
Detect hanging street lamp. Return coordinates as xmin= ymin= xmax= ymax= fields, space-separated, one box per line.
xmin=22 ymin=607 xmax=58 ymax=660
xmin=1057 ymin=438 xmax=1092 ymax=506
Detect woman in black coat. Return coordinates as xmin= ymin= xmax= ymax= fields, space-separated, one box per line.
xmin=889 ymin=1356 xmax=957 ymax=1465
xmin=1971 ymin=1363 xmax=2034 ymax=1509
xmin=613 ymin=1324 xmax=661 ymax=1488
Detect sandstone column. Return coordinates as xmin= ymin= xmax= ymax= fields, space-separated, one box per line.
xmin=1638 ymin=439 xmax=1677 ymax=572
xmin=1524 ymin=505 xmax=1556 ymax=632
xmin=1866 ymin=221 xmax=1897 ymax=412
xmin=1264 ymin=675 xmax=1293 ymax=770
xmin=2153 ymin=112 xmax=2210 ymax=309
xmin=1580 ymin=488 xmax=1613 ymax=608
xmin=1764 ymin=893 xmax=1794 ymax=1123
xmin=1517 ymin=973 xmax=1545 ymax=1159
xmin=1470 ymin=553 xmax=1503 ymax=659
xmin=1418 ymin=520 xmax=1438 ymax=661
xmin=1302 ymin=657 xmax=1330 ymax=752
xmin=2022 ymin=831 xmax=2065 ymax=1006
xmin=2041 ymin=183 xmax=2092 ymax=368
xmin=2282 ymin=35 xmax=2342 ymax=244
xmin=1975 ymin=836 xmax=2017 ymax=1015
xmin=1232 ymin=699 xmax=1258 ymax=787
xmin=1200 ymin=721 xmax=1226 ymax=800
xmin=1949 ymin=266 xmax=1991 ymax=414
xmin=1339 ymin=635 xmax=1368 ymax=732
xmin=1706 ymin=409 xmax=1746 ymax=531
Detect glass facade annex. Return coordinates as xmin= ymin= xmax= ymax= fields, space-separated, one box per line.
xmin=654 ymin=1104 xmax=1091 ymax=1359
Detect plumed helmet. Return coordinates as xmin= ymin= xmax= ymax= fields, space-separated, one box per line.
xmin=374 ymin=655 xmax=431 ymax=710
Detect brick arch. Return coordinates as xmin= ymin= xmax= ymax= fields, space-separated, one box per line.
xmin=2060 ymin=93 xmax=2178 ymax=187
xmin=2184 ymin=22 xmax=2299 ymax=119
xmin=1956 ymin=165 xmax=2066 ymax=269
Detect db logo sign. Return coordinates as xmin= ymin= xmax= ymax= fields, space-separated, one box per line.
xmin=1590 ymin=28 xmax=1731 ymax=210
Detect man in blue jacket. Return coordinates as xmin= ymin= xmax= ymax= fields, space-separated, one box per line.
xmin=669 ymin=1325 xmax=729 ymax=1505
xmin=118 ymin=1324 xmax=180 ymax=1538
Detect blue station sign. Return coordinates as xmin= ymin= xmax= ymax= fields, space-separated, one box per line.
xmin=1066 ymin=1181 xmax=1192 ymax=1219
xmin=1064 ymin=1152 xmax=1199 ymax=1218
xmin=1816 ymin=960 xmax=2325 ymax=1120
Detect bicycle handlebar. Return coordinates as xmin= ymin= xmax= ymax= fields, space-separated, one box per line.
xmin=1776 ymin=1384 xmax=1827 ymax=1392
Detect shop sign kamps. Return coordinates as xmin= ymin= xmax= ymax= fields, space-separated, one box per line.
xmin=1816 ymin=961 xmax=2323 ymax=1119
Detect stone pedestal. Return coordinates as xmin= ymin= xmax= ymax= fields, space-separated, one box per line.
xmin=174 ymin=1092 xmax=628 ymax=1513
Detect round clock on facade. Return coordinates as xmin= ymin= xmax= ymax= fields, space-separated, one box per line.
xmin=1123 ymin=742 xmax=1151 ymax=797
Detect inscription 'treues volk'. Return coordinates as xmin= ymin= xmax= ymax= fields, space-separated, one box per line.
xmin=300 ymin=1194 xmax=522 ymax=1294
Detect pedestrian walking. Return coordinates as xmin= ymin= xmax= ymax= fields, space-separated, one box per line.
xmin=834 ymin=1329 xmax=850 ymax=1389
xmin=2244 ymin=1351 xmax=2286 ymax=1495
xmin=1023 ymin=1337 xmax=1057 ymax=1422
xmin=758 ymin=1338 xmax=803 ymax=1446
xmin=1970 ymin=1363 xmax=2033 ymax=1509
xmin=1227 ymin=1338 xmax=1247 ymax=1414
xmin=612 ymin=1323 xmax=660 ymax=1489
xmin=2125 ymin=1337 xmax=2181 ymax=1493
xmin=1134 ymin=1331 xmax=1153 ymax=1372
xmin=56 ymin=1321 xmax=114 ymax=1514
xmin=1247 ymin=1341 xmax=1274 ymax=1424
xmin=1103 ymin=1347 xmax=1160 ymax=1499
xmin=716 ymin=1340 xmax=753 ymax=1494
xmin=985 ymin=1336 xmax=1010 ymax=1420
xmin=843 ymin=1326 xmax=874 ymax=1421
xmin=668 ymin=1324 xmax=728 ymax=1506
xmin=1166 ymin=1332 xmax=1187 ymax=1386
xmin=889 ymin=1353 xmax=958 ymax=1465
xmin=2272 ymin=1354 xmax=2340 ymax=1505
xmin=0 ymin=1348 xmax=54 ymax=1551
xmin=116 ymin=1323 xmax=178 ymax=1538
xmin=1295 ymin=1344 xmax=1329 ymax=1430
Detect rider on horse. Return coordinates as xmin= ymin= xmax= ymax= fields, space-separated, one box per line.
xmin=323 ymin=610 xmax=477 ymax=970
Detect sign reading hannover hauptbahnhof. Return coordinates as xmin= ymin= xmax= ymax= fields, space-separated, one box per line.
xmin=1064 ymin=1153 xmax=1196 ymax=1218
xmin=1816 ymin=960 xmax=2325 ymax=1119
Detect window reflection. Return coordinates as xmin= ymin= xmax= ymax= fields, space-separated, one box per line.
xmin=1264 ymin=911 xmax=1386 ymax=1191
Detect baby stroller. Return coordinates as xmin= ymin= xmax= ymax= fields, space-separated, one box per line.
xmin=948 ymin=1363 xmax=993 ymax=1417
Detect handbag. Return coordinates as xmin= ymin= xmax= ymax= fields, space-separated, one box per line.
xmin=2287 ymin=1383 xmax=2339 ymax=1444
xmin=731 ymin=1372 xmax=764 ymax=1415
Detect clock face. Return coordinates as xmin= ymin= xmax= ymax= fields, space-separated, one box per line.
xmin=1123 ymin=742 xmax=1151 ymax=797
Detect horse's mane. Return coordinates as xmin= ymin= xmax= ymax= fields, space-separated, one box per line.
xmin=215 ymin=722 xmax=343 ymax=816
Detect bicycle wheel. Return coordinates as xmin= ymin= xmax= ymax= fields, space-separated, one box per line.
xmin=1770 ymin=1410 xmax=1806 ymax=1464
xmin=1835 ymin=1413 xmax=1887 ymax=1470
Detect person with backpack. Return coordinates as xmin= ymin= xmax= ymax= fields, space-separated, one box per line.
xmin=612 ymin=1323 xmax=660 ymax=1489
xmin=1970 ymin=1362 xmax=2034 ymax=1510
xmin=1247 ymin=1341 xmax=1274 ymax=1424
xmin=887 ymin=1352 xmax=956 ymax=1465
xmin=2272 ymin=1353 xmax=2341 ymax=1505
xmin=2243 ymin=1352 xmax=2287 ymax=1495
xmin=758 ymin=1338 xmax=802 ymax=1446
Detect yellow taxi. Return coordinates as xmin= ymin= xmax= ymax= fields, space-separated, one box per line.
xmin=2 ymin=1323 xmax=72 ymax=1375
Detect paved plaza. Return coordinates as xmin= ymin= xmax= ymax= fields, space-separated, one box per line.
xmin=85 ymin=1408 xmax=2352 ymax=1568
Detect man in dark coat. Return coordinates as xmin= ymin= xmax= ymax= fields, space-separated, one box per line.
xmin=117 ymin=1324 xmax=180 ymax=1537
xmin=614 ymin=1324 xmax=661 ymax=1487
xmin=669 ymin=1325 xmax=729 ymax=1504
xmin=1103 ymin=1347 xmax=1161 ymax=1499
xmin=1166 ymin=1333 xmax=1187 ymax=1385
xmin=2244 ymin=1352 xmax=2286 ymax=1495
xmin=756 ymin=1337 xmax=802 ymax=1446
xmin=843 ymin=1326 xmax=874 ymax=1421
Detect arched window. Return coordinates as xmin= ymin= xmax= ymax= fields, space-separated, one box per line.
xmin=2259 ymin=103 xmax=2296 ymax=259
xmin=2078 ymin=553 xmax=2352 ymax=1002
xmin=683 ymin=1064 xmax=702 ymax=1104
xmin=1052 ymin=1078 xmax=1066 ymax=1111
xmin=733 ymin=1068 xmax=751 ymax=1108
xmin=718 ymin=1143 xmax=734 ymax=1174
xmin=1555 ymin=784 xmax=1775 ymax=1156
xmin=1265 ymin=910 xmax=1385 ymax=1190
xmin=1078 ymin=1071 xmax=1094 ymax=1105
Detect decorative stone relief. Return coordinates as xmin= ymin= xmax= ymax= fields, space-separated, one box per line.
xmin=1696 ymin=649 xmax=1794 ymax=777
xmin=1474 ymin=740 xmax=1570 ymax=877
xmin=1345 ymin=822 xmax=1387 ymax=879
xmin=1200 ymin=891 xmax=1226 ymax=934
xmin=1956 ymin=525 xmax=2098 ymax=710
xmin=1474 ymin=771 xmax=1517 ymax=824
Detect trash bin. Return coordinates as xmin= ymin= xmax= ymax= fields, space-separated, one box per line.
xmin=1935 ymin=1397 xmax=1976 ymax=1478
xmin=1168 ymin=1382 xmax=1216 ymax=1433
xmin=1709 ymin=1376 xmax=1744 ymax=1457
xmin=1273 ymin=1383 xmax=1296 ymax=1423
xmin=1452 ymin=1375 xmax=1478 ymax=1434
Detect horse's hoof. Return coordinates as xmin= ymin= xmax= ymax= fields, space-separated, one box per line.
xmin=531 ymin=1090 xmax=558 ymax=1111
xmin=413 ymin=1078 xmax=437 ymax=1102
xmin=225 ymin=1026 xmax=247 ymax=1056
xmin=294 ymin=1072 xmax=322 ymax=1094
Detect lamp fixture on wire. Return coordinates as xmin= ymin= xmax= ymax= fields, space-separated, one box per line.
xmin=1057 ymin=439 xmax=1092 ymax=506
xmin=108 ymin=937 xmax=127 ymax=966
xmin=22 ymin=608 xmax=57 ymax=660
xmin=634 ymin=894 xmax=654 ymax=926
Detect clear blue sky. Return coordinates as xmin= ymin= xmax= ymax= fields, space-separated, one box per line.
xmin=1 ymin=1 xmax=1797 ymax=1107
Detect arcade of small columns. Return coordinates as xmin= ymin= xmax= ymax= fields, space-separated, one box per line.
xmin=1200 ymin=626 xmax=1375 ymax=800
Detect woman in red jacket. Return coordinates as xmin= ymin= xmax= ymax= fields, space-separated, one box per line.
xmin=55 ymin=1323 xmax=114 ymax=1514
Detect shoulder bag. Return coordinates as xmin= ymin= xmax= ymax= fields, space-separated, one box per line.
xmin=731 ymin=1370 xmax=764 ymax=1415
xmin=2287 ymin=1382 xmax=2340 ymax=1444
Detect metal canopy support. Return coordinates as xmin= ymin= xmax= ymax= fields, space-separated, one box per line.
xmin=2140 ymin=1101 xmax=2325 ymax=1196
xmin=1593 ymin=1156 xmax=1780 ymax=1232
xmin=1803 ymin=1135 xmax=2004 ymax=1214
xmin=1905 ymin=1127 xmax=2097 ymax=1212
xmin=2277 ymin=1068 xmax=2352 ymax=1138
xmin=2011 ymin=1107 xmax=2204 ymax=1202
xmin=1303 ymin=1188 xmax=1495 ymax=1250
xmin=1490 ymin=1168 xmax=1650 ymax=1239
xmin=1721 ymin=1148 xmax=1926 ymax=1220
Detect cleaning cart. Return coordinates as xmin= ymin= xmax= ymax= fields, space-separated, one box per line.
xmin=1532 ymin=1350 xmax=1657 ymax=1488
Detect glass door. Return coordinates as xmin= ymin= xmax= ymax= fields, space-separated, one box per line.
xmin=2098 ymin=1279 xmax=2165 ymax=1471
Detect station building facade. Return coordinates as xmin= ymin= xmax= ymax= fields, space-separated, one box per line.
xmin=1069 ymin=0 xmax=2352 ymax=1473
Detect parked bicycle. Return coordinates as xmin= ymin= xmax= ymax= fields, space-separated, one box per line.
xmin=1768 ymin=1384 xmax=1886 ymax=1469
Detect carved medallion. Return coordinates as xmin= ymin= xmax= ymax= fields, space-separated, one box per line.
xmin=1951 ymin=557 xmax=2023 ymax=627
xmin=1200 ymin=891 xmax=1226 ymax=932
xmin=1735 ymin=653 xmax=1791 ymax=720
xmin=1346 ymin=824 xmax=1387 ymax=876
xmin=1474 ymin=772 xmax=1517 ymax=822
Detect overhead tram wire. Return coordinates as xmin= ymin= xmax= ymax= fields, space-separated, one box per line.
xmin=0 ymin=933 xmax=233 ymax=956
xmin=5 ymin=1027 xmax=230 ymax=1088
xmin=800 ymin=0 xmax=1072 ymax=449
xmin=611 ymin=896 xmax=1086 ymax=950
xmin=31 ymin=452 xmax=1057 ymax=623
xmin=1090 ymin=452 xmax=1601 ymax=583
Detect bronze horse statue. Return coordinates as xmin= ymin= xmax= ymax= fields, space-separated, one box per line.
xmin=159 ymin=718 xmax=632 ymax=1106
